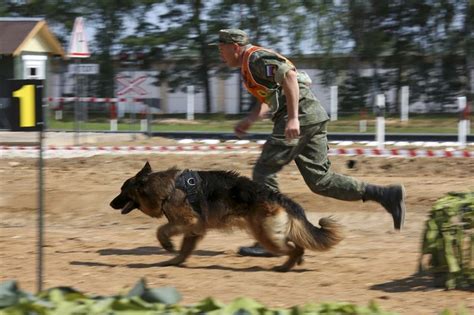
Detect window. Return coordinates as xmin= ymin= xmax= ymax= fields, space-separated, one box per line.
xmin=29 ymin=67 xmax=37 ymax=78
xmin=22 ymin=55 xmax=47 ymax=80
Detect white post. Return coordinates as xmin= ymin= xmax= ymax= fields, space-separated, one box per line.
xmin=55 ymin=110 xmax=63 ymax=120
xmin=359 ymin=120 xmax=367 ymax=132
xmin=140 ymin=119 xmax=147 ymax=132
xmin=110 ymin=119 xmax=118 ymax=131
xmin=187 ymin=85 xmax=195 ymax=121
xmin=359 ymin=108 xmax=368 ymax=132
xmin=376 ymin=94 xmax=385 ymax=150
xmin=458 ymin=96 xmax=467 ymax=149
xmin=400 ymin=86 xmax=409 ymax=122
xmin=330 ymin=85 xmax=338 ymax=121
xmin=139 ymin=99 xmax=148 ymax=132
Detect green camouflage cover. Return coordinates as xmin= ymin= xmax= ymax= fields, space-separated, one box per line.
xmin=419 ymin=192 xmax=473 ymax=290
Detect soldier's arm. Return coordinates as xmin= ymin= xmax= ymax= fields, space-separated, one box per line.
xmin=251 ymin=53 xmax=300 ymax=139
xmin=234 ymin=103 xmax=269 ymax=138
xmin=282 ymin=69 xmax=300 ymax=140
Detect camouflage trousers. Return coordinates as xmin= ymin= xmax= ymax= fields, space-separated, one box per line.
xmin=253 ymin=120 xmax=366 ymax=200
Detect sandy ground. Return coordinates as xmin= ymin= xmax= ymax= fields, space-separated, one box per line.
xmin=1 ymin=135 xmax=473 ymax=314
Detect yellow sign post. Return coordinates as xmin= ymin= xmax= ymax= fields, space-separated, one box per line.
xmin=2 ymin=80 xmax=43 ymax=131
xmin=1 ymin=80 xmax=44 ymax=292
xmin=13 ymin=84 xmax=36 ymax=127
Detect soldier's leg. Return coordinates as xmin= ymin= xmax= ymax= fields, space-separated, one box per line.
xmin=241 ymin=134 xmax=301 ymax=257
xmin=295 ymin=123 xmax=365 ymax=200
xmin=295 ymin=122 xmax=406 ymax=229
xmin=252 ymin=134 xmax=300 ymax=191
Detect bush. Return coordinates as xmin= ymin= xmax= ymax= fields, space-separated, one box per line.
xmin=419 ymin=192 xmax=474 ymax=290
xmin=0 ymin=278 xmax=398 ymax=315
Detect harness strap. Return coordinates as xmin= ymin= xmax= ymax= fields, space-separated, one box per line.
xmin=175 ymin=170 xmax=204 ymax=217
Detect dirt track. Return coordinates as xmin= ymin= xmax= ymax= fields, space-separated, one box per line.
xmin=1 ymin=137 xmax=473 ymax=314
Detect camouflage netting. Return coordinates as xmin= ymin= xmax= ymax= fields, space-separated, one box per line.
xmin=419 ymin=192 xmax=474 ymax=290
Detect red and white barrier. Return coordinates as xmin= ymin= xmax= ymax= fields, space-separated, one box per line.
xmin=44 ymin=97 xmax=146 ymax=103
xmin=0 ymin=145 xmax=472 ymax=158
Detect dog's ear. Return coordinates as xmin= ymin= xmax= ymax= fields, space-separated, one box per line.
xmin=143 ymin=161 xmax=152 ymax=173
xmin=137 ymin=162 xmax=152 ymax=175
xmin=136 ymin=161 xmax=152 ymax=183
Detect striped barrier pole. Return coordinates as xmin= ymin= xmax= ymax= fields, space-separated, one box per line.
xmin=0 ymin=145 xmax=472 ymax=158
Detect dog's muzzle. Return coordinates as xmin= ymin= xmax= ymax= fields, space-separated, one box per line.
xmin=110 ymin=195 xmax=138 ymax=214
xmin=119 ymin=200 xmax=138 ymax=214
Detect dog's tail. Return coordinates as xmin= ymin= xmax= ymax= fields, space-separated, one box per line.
xmin=230 ymin=178 xmax=343 ymax=251
xmin=288 ymin=216 xmax=343 ymax=251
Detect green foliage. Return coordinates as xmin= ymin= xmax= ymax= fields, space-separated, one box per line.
xmin=338 ymin=70 xmax=372 ymax=112
xmin=0 ymin=278 xmax=401 ymax=315
xmin=0 ymin=0 xmax=82 ymax=43
xmin=314 ymin=0 xmax=472 ymax=110
xmin=419 ymin=192 xmax=474 ymax=290
xmin=3 ymin=1 xmax=471 ymax=110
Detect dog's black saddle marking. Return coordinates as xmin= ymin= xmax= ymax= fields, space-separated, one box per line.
xmin=175 ymin=170 xmax=204 ymax=217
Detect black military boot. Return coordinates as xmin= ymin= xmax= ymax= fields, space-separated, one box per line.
xmin=363 ymin=184 xmax=406 ymax=230
xmin=237 ymin=242 xmax=278 ymax=257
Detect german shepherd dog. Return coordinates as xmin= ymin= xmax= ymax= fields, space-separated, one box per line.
xmin=110 ymin=162 xmax=343 ymax=272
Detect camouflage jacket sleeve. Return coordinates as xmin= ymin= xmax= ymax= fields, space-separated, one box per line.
xmin=249 ymin=50 xmax=295 ymax=88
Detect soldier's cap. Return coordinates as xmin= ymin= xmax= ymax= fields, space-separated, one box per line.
xmin=210 ymin=29 xmax=250 ymax=46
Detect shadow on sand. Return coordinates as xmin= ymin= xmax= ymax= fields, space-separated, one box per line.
xmin=370 ymin=273 xmax=454 ymax=293
xmin=125 ymin=263 xmax=312 ymax=273
xmin=97 ymin=246 xmax=224 ymax=257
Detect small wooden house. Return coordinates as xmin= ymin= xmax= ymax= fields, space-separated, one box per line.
xmin=0 ymin=17 xmax=64 ymax=95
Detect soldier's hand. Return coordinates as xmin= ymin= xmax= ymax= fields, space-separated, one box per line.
xmin=285 ymin=117 xmax=300 ymax=140
xmin=234 ymin=117 xmax=252 ymax=138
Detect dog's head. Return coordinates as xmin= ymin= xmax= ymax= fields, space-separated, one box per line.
xmin=110 ymin=161 xmax=153 ymax=214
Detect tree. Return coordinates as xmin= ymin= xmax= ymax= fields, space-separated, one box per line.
xmin=367 ymin=0 xmax=472 ymax=111
xmin=1 ymin=0 xmax=81 ymax=44
xmin=121 ymin=1 xmax=218 ymax=113
xmin=207 ymin=0 xmax=317 ymax=112
xmin=3 ymin=0 xmax=141 ymax=99
xmin=339 ymin=70 xmax=372 ymax=114
xmin=82 ymin=0 xmax=138 ymax=98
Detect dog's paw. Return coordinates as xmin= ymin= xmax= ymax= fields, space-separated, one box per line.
xmin=160 ymin=242 xmax=176 ymax=253
xmin=157 ymin=257 xmax=184 ymax=267
xmin=272 ymin=265 xmax=291 ymax=272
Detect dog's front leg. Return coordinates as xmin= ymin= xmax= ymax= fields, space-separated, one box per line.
xmin=158 ymin=233 xmax=203 ymax=267
xmin=156 ymin=223 xmax=182 ymax=252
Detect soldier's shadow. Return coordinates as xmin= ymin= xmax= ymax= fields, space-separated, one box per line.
xmin=369 ymin=273 xmax=444 ymax=293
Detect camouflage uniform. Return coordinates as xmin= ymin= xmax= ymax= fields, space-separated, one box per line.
xmin=246 ymin=48 xmax=365 ymax=200
xmin=214 ymin=29 xmax=405 ymax=238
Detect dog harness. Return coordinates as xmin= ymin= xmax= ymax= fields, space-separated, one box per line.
xmin=175 ymin=170 xmax=204 ymax=217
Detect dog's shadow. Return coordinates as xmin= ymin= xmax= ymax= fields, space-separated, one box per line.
xmin=97 ymin=246 xmax=223 ymax=257
xmin=72 ymin=246 xmax=313 ymax=273
xmin=185 ymin=264 xmax=312 ymax=273
xmin=125 ymin=263 xmax=312 ymax=273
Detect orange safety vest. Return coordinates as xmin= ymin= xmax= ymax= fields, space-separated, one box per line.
xmin=241 ymin=45 xmax=295 ymax=104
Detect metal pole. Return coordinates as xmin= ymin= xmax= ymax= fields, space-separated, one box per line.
xmin=376 ymin=94 xmax=385 ymax=150
xmin=37 ymin=103 xmax=45 ymax=293
xmin=74 ymin=59 xmax=80 ymax=145
xmin=458 ymin=96 xmax=467 ymax=149
xmin=330 ymin=86 xmax=338 ymax=121
xmin=400 ymin=86 xmax=409 ymax=122
xmin=146 ymin=101 xmax=152 ymax=137
xmin=187 ymin=85 xmax=194 ymax=120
